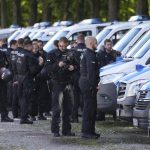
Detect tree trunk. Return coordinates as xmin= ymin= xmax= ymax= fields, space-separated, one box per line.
xmin=77 ymin=0 xmax=85 ymax=21
xmin=108 ymin=0 xmax=120 ymax=21
xmin=136 ymin=0 xmax=148 ymax=15
xmin=0 ymin=0 xmax=7 ymax=28
xmin=91 ymin=0 xmax=100 ymax=18
xmin=42 ymin=0 xmax=51 ymax=21
xmin=13 ymin=0 xmax=21 ymax=25
xmin=29 ymin=0 xmax=38 ymax=25
xmin=61 ymin=0 xmax=70 ymax=20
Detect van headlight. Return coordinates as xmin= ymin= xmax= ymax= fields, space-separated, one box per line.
xmin=100 ymin=73 xmax=125 ymax=84
xmin=127 ymin=80 xmax=149 ymax=97
xmin=144 ymin=91 xmax=150 ymax=100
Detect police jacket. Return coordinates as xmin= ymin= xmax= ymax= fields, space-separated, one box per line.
xmin=0 ymin=46 xmax=9 ymax=69
xmin=16 ymin=48 xmax=41 ymax=80
xmin=9 ymin=48 xmax=18 ymax=76
xmin=71 ymin=43 xmax=86 ymax=85
xmin=80 ymin=48 xmax=99 ymax=89
xmin=72 ymin=43 xmax=86 ymax=65
xmin=97 ymin=46 xmax=121 ymax=68
xmin=45 ymin=48 xmax=78 ymax=83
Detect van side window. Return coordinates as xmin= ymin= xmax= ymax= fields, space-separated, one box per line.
xmin=146 ymin=57 xmax=150 ymax=65
xmin=68 ymin=30 xmax=92 ymax=41
xmin=110 ymin=29 xmax=129 ymax=45
xmin=97 ymin=27 xmax=105 ymax=33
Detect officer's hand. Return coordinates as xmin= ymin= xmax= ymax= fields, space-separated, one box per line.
xmin=58 ymin=61 xmax=66 ymax=67
xmin=68 ymin=65 xmax=74 ymax=71
xmin=39 ymin=56 xmax=44 ymax=66
xmin=13 ymin=81 xmax=18 ymax=86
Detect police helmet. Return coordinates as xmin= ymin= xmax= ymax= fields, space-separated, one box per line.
xmin=0 ymin=67 xmax=12 ymax=82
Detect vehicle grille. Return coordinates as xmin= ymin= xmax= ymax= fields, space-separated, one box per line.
xmin=135 ymin=100 xmax=148 ymax=110
xmin=118 ymin=82 xmax=126 ymax=99
xmin=138 ymin=90 xmax=147 ymax=100
xmin=135 ymin=91 xmax=148 ymax=110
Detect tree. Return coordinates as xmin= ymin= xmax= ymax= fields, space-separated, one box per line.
xmin=108 ymin=0 xmax=120 ymax=21
xmin=0 ymin=0 xmax=7 ymax=28
xmin=42 ymin=0 xmax=52 ymax=21
xmin=136 ymin=0 xmax=149 ymax=15
xmin=76 ymin=0 xmax=85 ymax=21
xmin=61 ymin=0 xmax=70 ymax=20
xmin=13 ymin=0 xmax=21 ymax=25
xmin=90 ymin=0 xmax=100 ymax=18
xmin=29 ymin=0 xmax=38 ymax=25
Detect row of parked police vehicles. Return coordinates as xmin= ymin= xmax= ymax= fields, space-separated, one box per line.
xmin=1 ymin=16 xmax=150 ymax=130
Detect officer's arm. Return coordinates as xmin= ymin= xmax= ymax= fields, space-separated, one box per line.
xmin=27 ymin=55 xmax=41 ymax=76
xmin=72 ymin=56 xmax=79 ymax=72
xmin=44 ymin=53 xmax=60 ymax=73
xmin=97 ymin=52 xmax=105 ymax=68
xmin=86 ymin=55 xmax=96 ymax=88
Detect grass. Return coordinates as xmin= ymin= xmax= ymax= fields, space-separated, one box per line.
xmin=5 ymin=116 xmax=150 ymax=149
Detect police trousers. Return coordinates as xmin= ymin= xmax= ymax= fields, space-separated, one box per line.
xmin=12 ymin=75 xmax=19 ymax=118
xmin=0 ymin=80 xmax=8 ymax=119
xmin=51 ymin=81 xmax=73 ymax=134
xmin=18 ymin=75 xmax=33 ymax=120
xmin=79 ymin=77 xmax=97 ymax=134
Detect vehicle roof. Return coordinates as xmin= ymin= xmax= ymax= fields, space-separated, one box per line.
xmin=39 ymin=26 xmax=65 ymax=32
xmin=60 ymin=22 xmax=115 ymax=31
xmin=0 ymin=28 xmax=17 ymax=34
xmin=103 ymin=21 xmax=141 ymax=30
xmin=132 ymin=22 xmax=150 ymax=28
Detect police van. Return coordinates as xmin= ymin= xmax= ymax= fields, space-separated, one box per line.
xmin=96 ymin=22 xmax=141 ymax=51
xmin=8 ymin=28 xmax=34 ymax=44
xmin=31 ymin=26 xmax=65 ymax=44
xmin=0 ymin=28 xmax=17 ymax=39
xmin=133 ymin=81 xmax=150 ymax=128
xmin=113 ymin=22 xmax=150 ymax=56
xmin=97 ymin=36 xmax=150 ymax=115
xmin=43 ymin=23 xmax=114 ymax=53
xmin=117 ymin=66 xmax=150 ymax=120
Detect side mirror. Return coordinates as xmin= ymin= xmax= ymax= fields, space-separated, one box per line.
xmin=135 ymin=64 xmax=145 ymax=71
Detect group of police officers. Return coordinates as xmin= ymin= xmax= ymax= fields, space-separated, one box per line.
xmin=0 ymin=34 xmax=120 ymax=139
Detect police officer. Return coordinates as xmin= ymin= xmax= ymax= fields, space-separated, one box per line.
xmin=29 ymin=39 xmax=40 ymax=121
xmin=97 ymin=39 xmax=121 ymax=68
xmin=45 ymin=37 xmax=78 ymax=137
xmin=71 ymin=34 xmax=86 ymax=123
xmin=97 ymin=39 xmax=121 ymax=121
xmin=36 ymin=40 xmax=51 ymax=119
xmin=9 ymin=40 xmax=19 ymax=118
xmin=79 ymin=36 xmax=100 ymax=139
xmin=0 ymin=39 xmax=13 ymax=122
xmin=16 ymin=39 xmax=44 ymax=124
xmin=30 ymin=39 xmax=48 ymax=121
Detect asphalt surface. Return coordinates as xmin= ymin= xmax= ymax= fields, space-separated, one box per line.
xmin=0 ymin=116 xmax=150 ymax=150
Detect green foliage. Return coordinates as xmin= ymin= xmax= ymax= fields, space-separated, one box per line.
xmin=0 ymin=0 xmax=149 ymax=27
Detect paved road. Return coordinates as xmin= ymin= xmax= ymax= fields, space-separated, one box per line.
xmin=0 ymin=118 xmax=150 ymax=150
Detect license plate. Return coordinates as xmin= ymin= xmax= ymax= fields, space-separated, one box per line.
xmin=133 ymin=118 xmax=138 ymax=127
xmin=116 ymin=109 xmax=120 ymax=117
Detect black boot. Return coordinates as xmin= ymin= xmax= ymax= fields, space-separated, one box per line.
xmin=62 ymin=131 xmax=75 ymax=136
xmin=1 ymin=116 xmax=14 ymax=122
xmin=20 ymin=119 xmax=33 ymax=124
xmin=81 ymin=133 xmax=100 ymax=139
xmin=38 ymin=115 xmax=47 ymax=120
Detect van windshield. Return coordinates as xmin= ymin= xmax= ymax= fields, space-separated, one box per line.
xmin=126 ymin=31 xmax=150 ymax=58
xmin=96 ymin=29 xmax=112 ymax=44
xmin=113 ymin=28 xmax=141 ymax=52
xmin=19 ymin=31 xmax=31 ymax=38
xmin=32 ymin=32 xmax=44 ymax=39
xmin=8 ymin=31 xmax=21 ymax=43
xmin=133 ymin=39 xmax=150 ymax=59
xmin=44 ymin=30 xmax=69 ymax=52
